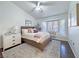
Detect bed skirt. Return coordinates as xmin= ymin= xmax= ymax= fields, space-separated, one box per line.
xmin=21 ymin=38 xmax=51 ymax=51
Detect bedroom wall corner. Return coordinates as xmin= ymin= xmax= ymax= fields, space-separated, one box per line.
xmin=0 ymin=1 xmax=37 ymax=48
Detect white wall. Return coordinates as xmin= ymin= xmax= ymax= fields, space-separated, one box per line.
xmin=0 ymin=1 xmax=36 ymax=48
xmin=68 ymin=1 xmax=79 ymax=58
xmin=68 ymin=27 xmax=79 ymax=58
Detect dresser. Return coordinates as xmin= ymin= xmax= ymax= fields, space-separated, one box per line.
xmin=3 ymin=33 xmax=21 ymax=50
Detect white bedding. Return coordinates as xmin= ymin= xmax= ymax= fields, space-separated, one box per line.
xmin=21 ymin=32 xmax=50 ymax=43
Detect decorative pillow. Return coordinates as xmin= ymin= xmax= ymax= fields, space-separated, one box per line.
xmin=33 ymin=28 xmax=38 ymax=33
xmin=31 ymin=29 xmax=34 ymax=33
xmin=28 ymin=28 xmax=35 ymax=33
xmin=34 ymin=30 xmax=38 ymax=33
xmin=22 ymin=29 xmax=28 ymax=35
xmin=28 ymin=28 xmax=32 ymax=33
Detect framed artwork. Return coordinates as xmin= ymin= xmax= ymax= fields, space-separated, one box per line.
xmin=25 ymin=20 xmax=32 ymax=26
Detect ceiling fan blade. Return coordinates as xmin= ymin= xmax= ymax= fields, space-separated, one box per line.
xmin=30 ymin=7 xmax=36 ymax=13
xmin=30 ymin=1 xmax=56 ymax=6
xmin=40 ymin=2 xmax=56 ymax=6
xmin=37 ymin=1 xmax=40 ymax=7
xmin=30 ymin=1 xmax=44 ymax=13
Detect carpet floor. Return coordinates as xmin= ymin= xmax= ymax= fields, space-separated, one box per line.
xmin=2 ymin=40 xmax=60 ymax=58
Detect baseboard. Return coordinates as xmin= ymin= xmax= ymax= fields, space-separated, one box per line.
xmin=68 ymin=40 xmax=77 ymax=58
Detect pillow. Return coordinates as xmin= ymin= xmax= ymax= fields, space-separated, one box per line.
xmin=28 ymin=28 xmax=32 ymax=33
xmin=22 ymin=29 xmax=28 ymax=35
xmin=34 ymin=30 xmax=38 ymax=33
xmin=33 ymin=28 xmax=38 ymax=33
xmin=28 ymin=28 xmax=34 ymax=33
xmin=31 ymin=29 xmax=34 ymax=33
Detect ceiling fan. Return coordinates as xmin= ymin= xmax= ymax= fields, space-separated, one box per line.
xmin=31 ymin=1 xmax=43 ymax=13
xmin=31 ymin=1 xmax=56 ymax=13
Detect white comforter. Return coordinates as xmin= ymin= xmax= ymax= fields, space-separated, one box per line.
xmin=22 ymin=32 xmax=50 ymax=43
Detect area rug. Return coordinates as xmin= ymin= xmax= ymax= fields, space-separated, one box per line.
xmin=2 ymin=40 xmax=60 ymax=58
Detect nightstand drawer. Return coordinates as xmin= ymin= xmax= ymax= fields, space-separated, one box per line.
xmin=10 ymin=37 xmax=21 ymax=46
xmin=3 ymin=33 xmax=21 ymax=50
xmin=3 ymin=39 xmax=21 ymax=49
xmin=3 ymin=40 xmax=13 ymax=49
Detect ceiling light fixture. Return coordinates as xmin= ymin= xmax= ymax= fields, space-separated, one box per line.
xmin=35 ymin=2 xmax=41 ymax=11
xmin=35 ymin=6 xmax=41 ymax=11
xmin=31 ymin=1 xmax=43 ymax=13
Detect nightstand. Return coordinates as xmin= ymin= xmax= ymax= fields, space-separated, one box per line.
xmin=3 ymin=33 xmax=21 ymax=50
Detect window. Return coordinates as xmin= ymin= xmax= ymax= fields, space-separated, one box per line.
xmin=68 ymin=13 xmax=77 ymax=27
xmin=41 ymin=19 xmax=66 ymax=36
xmin=52 ymin=21 xmax=59 ymax=32
xmin=59 ymin=19 xmax=66 ymax=36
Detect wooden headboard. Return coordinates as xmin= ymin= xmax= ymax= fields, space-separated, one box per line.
xmin=21 ymin=26 xmax=35 ymax=29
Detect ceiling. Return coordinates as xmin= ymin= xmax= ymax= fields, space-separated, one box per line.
xmin=12 ymin=1 xmax=70 ymax=19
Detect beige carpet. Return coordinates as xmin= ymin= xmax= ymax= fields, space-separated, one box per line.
xmin=2 ymin=40 xmax=60 ymax=58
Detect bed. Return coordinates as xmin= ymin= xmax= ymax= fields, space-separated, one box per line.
xmin=21 ymin=26 xmax=51 ymax=51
